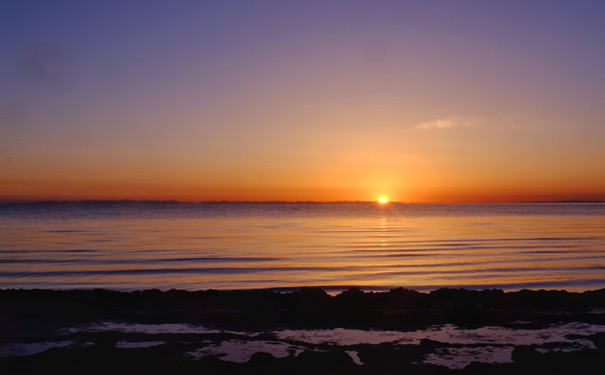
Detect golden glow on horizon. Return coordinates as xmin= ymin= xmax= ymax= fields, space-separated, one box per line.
xmin=378 ymin=197 xmax=388 ymax=204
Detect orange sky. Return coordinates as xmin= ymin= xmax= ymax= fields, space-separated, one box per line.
xmin=2 ymin=2 xmax=605 ymax=203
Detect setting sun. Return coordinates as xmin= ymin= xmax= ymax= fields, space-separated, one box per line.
xmin=378 ymin=197 xmax=388 ymax=204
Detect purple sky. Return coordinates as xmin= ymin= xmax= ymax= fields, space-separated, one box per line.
xmin=2 ymin=1 xmax=605 ymax=202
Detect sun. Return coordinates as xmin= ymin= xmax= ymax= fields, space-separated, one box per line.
xmin=378 ymin=197 xmax=388 ymax=204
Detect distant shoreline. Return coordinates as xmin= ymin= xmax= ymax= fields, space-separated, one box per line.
xmin=1 ymin=199 xmax=604 ymax=205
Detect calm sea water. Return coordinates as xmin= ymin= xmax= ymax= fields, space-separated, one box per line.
xmin=1 ymin=203 xmax=605 ymax=292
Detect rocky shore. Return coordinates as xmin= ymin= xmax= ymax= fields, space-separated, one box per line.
xmin=2 ymin=288 xmax=605 ymax=374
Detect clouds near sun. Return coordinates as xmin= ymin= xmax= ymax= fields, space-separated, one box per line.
xmin=413 ymin=117 xmax=473 ymax=131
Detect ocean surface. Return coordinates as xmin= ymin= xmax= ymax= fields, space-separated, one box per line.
xmin=1 ymin=202 xmax=605 ymax=292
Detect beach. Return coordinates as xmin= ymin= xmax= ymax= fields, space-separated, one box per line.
xmin=2 ymin=287 xmax=605 ymax=374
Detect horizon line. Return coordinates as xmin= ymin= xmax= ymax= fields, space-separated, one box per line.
xmin=1 ymin=199 xmax=604 ymax=205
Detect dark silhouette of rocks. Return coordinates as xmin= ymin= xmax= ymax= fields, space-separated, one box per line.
xmin=2 ymin=287 xmax=605 ymax=374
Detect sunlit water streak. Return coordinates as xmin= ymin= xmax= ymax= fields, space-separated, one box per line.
xmin=1 ymin=203 xmax=605 ymax=291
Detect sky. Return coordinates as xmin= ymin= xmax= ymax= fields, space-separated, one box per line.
xmin=2 ymin=0 xmax=605 ymax=203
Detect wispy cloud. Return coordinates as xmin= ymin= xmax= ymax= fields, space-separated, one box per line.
xmin=414 ymin=117 xmax=472 ymax=130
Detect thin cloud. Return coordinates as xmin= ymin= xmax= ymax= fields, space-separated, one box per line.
xmin=414 ymin=117 xmax=472 ymax=130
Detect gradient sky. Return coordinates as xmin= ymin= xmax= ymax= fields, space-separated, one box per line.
xmin=2 ymin=0 xmax=605 ymax=202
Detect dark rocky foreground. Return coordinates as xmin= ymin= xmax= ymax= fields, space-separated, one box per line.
xmin=1 ymin=287 xmax=605 ymax=374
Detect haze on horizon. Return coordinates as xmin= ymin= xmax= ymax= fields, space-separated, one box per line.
xmin=2 ymin=1 xmax=605 ymax=203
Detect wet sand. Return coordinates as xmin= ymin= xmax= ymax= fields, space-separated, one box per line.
xmin=1 ymin=288 xmax=605 ymax=374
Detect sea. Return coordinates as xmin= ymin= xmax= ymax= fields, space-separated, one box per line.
xmin=1 ymin=202 xmax=605 ymax=292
